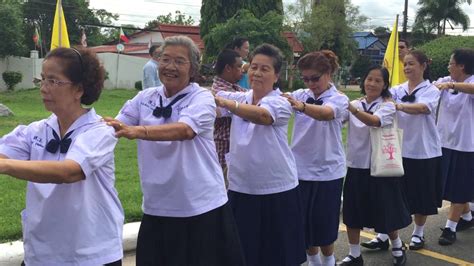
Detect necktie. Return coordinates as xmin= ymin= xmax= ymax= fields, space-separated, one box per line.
xmin=306 ymin=97 xmax=324 ymax=105
xmin=153 ymin=93 xmax=188 ymax=119
xmin=45 ymin=129 xmax=74 ymax=154
xmin=401 ymin=87 xmax=422 ymax=102
xmin=361 ymin=102 xmax=378 ymax=114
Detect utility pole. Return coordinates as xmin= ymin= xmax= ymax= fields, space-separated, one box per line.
xmin=402 ymin=0 xmax=408 ymax=39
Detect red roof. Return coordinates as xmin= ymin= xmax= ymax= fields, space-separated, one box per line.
xmin=159 ymin=24 xmax=204 ymax=50
xmin=283 ymin=31 xmax=304 ymax=53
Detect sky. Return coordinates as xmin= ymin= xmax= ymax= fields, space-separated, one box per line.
xmin=89 ymin=0 xmax=474 ymax=35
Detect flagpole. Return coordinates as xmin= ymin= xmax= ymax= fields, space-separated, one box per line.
xmin=390 ymin=15 xmax=399 ymax=86
xmin=58 ymin=0 xmax=62 ymax=47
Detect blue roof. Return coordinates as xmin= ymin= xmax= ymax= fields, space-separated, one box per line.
xmin=352 ymin=32 xmax=380 ymax=50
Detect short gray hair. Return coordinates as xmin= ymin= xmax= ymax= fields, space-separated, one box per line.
xmin=161 ymin=35 xmax=201 ymax=81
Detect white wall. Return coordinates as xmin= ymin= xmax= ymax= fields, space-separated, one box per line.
xmin=0 ymin=53 xmax=148 ymax=90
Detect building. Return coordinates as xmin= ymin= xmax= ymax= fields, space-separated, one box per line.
xmin=352 ymin=32 xmax=387 ymax=65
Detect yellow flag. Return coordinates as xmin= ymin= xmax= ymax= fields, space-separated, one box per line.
xmin=50 ymin=0 xmax=70 ymax=50
xmin=383 ymin=15 xmax=400 ymax=87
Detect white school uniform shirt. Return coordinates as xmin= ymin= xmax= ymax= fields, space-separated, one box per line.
xmin=346 ymin=97 xmax=396 ymax=169
xmin=390 ymin=80 xmax=442 ymax=159
xmin=289 ymin=86 xmax=348 ymax=181
xmin=0 ymin=109 xmax=124 ymax=266
xmin=436 ymin=75 xmax=474 ymax=152
xmin=116 ymin=83 xmax=227 ymax=217
xmin=217 ymin=88 xmax=298 ymax=195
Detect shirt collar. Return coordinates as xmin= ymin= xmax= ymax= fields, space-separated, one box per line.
xmin=212 ymin=76 xmax=243 ymax=92
xmin=245 ymin=88 xmax=282 ymax=104
xmin=404 ymin=79 xmax=430 ymax=94
xmin=158 ymin=82 xmax=197 ymax=101
xmin=45 ymin=108 xmax=99 ymax=135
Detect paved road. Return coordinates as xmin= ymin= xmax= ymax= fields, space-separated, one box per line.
xmin=123 ymin=202 xmax=474 ymax=265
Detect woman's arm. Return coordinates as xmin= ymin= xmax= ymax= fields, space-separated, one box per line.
xmin=0 ymin=159 xmax=85 ymax=184
xmin=348 ymin=102 xmax=381 ymax=127
xmin=436 ymin=82 xmax=474 ymax=94
xmin=215 ymin=96 xmax=274 ymax=125
xmin=395 ymin=103 xmax=430 ymax=114
xmin=282 ymin=94 xmax=334 ymax=121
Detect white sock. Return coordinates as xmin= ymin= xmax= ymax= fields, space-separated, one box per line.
xmin=446 ymin=220 xmax=457 ymax=232
xmin=307 ymin=253 xmax=321 ymax=266
xmin=373 ymin=233 xmax=389 ymax=242
xmin=349 ymin=244 xmax=361 ymax=257
xmin=320 ymin=254 xmax=335 ymax=266
xmin=469 ymin=202 xmax=474 ymax=212
xmin=461 ymin=211 xmax=473 ymax=221
xmin=391 ymin=237 xmax=403 ymax=257
xmin=411 ymin=224 xmax=424 ymax=243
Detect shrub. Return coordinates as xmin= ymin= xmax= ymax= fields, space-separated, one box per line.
xmin=418 ymin=36 xmax=474 ymax=81
xmin=134 ymin=81 xmax=142 ymax=90
xmin=2 ymin=71 xmax=22 ymax=91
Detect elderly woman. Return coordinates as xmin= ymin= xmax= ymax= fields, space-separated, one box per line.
xmin=282 ymin=50 xmax=348 ymax=266
xmin=0 ymin=48 xmax=124 ymax=265
xmin=214 ymin=43 xmax=306 ymax=266
xmin=105 ymin=36 xmax=244 ymax=265
xmin=364 ymin=50 xmax=442 ymax=252
xmin=340 ymin=66 xmax=411 ymax=266
xmin=434 ymin=48 xmax=474 ymax=245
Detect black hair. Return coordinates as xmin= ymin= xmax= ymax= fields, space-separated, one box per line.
xmin=452 ymin=48 xmax=474 ymax=75
xmin=399 ymin=39 xmax=410 ymax=48
xmin=360 ymin=65 xmax=392 ymax=99
xmin=149 ymin=45 xmax=159 ymax=56
xmin=249 ymin=43 xmax=284 ymax=73
xmin=407 ymin=50 xmax=431 ymax=81
xmin=44 ymin=47 xmax=105 ymax=105
xmin=215 ymin=49 xmax=241 ymax=75
xmin=226 ymin=37 xmax=249 ymax=50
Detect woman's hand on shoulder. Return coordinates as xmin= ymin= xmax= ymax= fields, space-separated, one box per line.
xmin=281 ymin=93 xmax=304 ymax=112
xmin=103 ymin=117 xmax=139 ymax=140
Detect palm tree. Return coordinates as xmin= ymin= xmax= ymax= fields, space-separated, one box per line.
xmin=414 ymin=0 xmax=472 ymax=35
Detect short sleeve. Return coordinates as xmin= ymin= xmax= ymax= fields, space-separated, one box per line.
xmin=324 ymin=94 xmax=349 ymax=120
xmin=66 ymin=124 xmax=118 ymax=178
xmin=417 ymin=86 xmax=440 ymax=113
xmin=259 ymin=95 xmax=292 ymax=127
xmin=178 ymin=90 xmax=216 ymax=136
xmin=0 ymin=125 xmax=31 ymax=160
xmin=288 ymin=89 xmax=306 ymax=101
xmin=216 ymin=91 xmax=247 ymax=117
xmin=116 ymin=91 xmax=143 ymax=126
xmin=374 ymin=102 xmax=396 ymax=127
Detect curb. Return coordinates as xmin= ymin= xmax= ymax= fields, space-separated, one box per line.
xmin=0 ymin=222 xmax=140 ymax=266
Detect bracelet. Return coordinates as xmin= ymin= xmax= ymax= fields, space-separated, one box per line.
xmin=233 ymin=100 xmax=239 ymax=112
xmin=301 ymin=102 xmax=306 ymax=113
xmin=142 ymin=126 xmax=148 ymax=138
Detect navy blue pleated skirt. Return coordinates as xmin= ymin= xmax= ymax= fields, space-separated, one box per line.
xmin=402 ymin=157 xmax=443 ymax=215
xmin=343 ymin=168 xmax=412 ymax=234
xmin=228 ymin=187 xmax=306 ymax=266
xmin=299 ymin=178 xmax=343 ymax=247
xmin=442 ymin=148 xmax=474 ymax=203
xmin=136 ymin=203 xmax=245 ymax=266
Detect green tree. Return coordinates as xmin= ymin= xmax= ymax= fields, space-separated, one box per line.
xmin=22 ymin=0 xmax=118 ymax=53
xmin=203 ymin=9 xmax=291 ymax=63
xmin=200 ymin=0 xmax=283 ymax=37
xmin=414 ymin=0 xmax=472 ymax=35
xmin=0 ymin=3 xmax=27 ymax=58
xmin=350 ymin=55 xmax=372 ymax=80
xmin=145 ymin=11 xmax=195 ymax=29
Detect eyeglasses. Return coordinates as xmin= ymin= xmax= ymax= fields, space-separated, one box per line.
xmin=399 ymin=46 xmax=406 ymax=49
xmin=33 ymin=77 xmax=73 ymax=87
xmin=159 ymin=57 xmax=190 ymax=67
xmin=301 ymin=75 xmax=322 ymax=83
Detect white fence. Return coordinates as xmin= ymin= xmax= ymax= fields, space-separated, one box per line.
xmin=0 ymin=52 xmax=148 ymax=91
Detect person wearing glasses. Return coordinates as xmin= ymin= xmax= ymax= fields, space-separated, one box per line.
xmin=214 ymin=44 xmax=306 ymax=266
xmin=104 ymin=36 xmax=244 ymax=266
xmin=364 ymin=50 xmax=442 ymax=252
xmin=398 ymin=39 xmax=410 ymax=84
xmin=0 ymin=48 xmax=124 ymax=266
xmin=340 ymin=66 xmax=411 ymax=266
xmin=282 ymin=50 xmax=348 ymax=266
xmin=433 ymin=48 xmax=474 ymax=245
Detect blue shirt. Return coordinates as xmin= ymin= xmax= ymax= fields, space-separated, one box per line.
xmin=142 ymin=59 xmax=161 ymax=89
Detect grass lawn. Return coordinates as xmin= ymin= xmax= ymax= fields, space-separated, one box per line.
xmin=0 ymin=88 xmax=362 ymax=243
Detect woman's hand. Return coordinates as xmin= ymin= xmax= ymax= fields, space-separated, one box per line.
xmin=281 ymin=94 xmax=304 ymax=112
xmin=435 ymin=82 xmax=454 ymax=91
xmin=214 ymin=96 xmax=229 ymax=108
xmin=103 ymin=117 xmax=140 ymax=140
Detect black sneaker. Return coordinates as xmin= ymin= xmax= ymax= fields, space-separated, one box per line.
xmin=339 ymin=255 xmax=364 ymax=266
xmin=438 ymin=227 xmax=456 ymax=245
xmin=392 ymin=243 xmax=407 ymax=266
xmin=360 ymin=237 xmax=389 ymax=250
xmin=456 ymin=217 xmax=473 ymax=231
xmin=409 ymin=234 xmax=425 ymax=250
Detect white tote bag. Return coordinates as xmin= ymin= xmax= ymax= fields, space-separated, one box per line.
xmin=369 ymin=116 xmax=404 ymax=177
